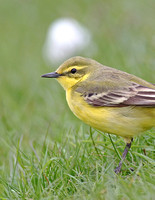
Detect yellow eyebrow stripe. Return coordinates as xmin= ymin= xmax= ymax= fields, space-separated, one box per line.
xmin=66 ymin=65 xmax=87 ymax=72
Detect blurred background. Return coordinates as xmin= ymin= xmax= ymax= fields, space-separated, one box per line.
xmin=0 ymin=0 xmax=155 ymax=168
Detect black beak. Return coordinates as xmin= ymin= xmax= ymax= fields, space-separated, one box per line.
xmin=41 ymin=72 xmax=60 ymax=78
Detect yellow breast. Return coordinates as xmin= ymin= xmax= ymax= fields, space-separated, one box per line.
xmin=66 ymin=88 xmax=155 ymax=140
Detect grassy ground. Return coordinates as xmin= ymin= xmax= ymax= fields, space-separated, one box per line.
xmin=0 ymin=0 xmax=155 ymax=199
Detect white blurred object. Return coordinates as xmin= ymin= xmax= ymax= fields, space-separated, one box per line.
xmin=43 ymin=18 xmax=96 ymax=65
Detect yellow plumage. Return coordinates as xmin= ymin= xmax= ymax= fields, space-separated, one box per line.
xmin=67 ymin=89 xmax=155 ymax=142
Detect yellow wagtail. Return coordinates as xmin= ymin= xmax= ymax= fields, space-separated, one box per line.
xmin=42 ymin=56 xmax=155 ymax=174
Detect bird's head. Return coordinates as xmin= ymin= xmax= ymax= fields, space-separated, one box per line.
xmin=42 ymin=56 xmax=95 ymax=90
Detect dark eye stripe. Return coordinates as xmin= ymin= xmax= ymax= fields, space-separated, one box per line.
xmin=71 ymin=68 xmax=77 ymax=74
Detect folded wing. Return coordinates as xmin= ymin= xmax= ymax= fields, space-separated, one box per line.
xmin=83 ymin=84 xmax=155 ymax=107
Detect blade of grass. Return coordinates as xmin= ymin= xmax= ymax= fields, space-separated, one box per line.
xmin=90 ymin=127 xmax=100 ymax=157
xmin=108 ymin=134 xmax=121 ymax=160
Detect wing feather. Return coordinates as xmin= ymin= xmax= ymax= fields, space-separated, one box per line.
xmin=83 ymin=84 xmax=155 ymax=107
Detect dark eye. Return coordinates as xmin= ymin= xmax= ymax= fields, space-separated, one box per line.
xmin=71 ymin=68 xmax=77 ymax=74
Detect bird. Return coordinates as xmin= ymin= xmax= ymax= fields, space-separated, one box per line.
xmin=41 ymin=56 xmax=155 ymax=174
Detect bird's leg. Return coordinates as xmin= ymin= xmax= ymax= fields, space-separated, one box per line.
xmin=114 ymin=138 xmax=133 ymax=174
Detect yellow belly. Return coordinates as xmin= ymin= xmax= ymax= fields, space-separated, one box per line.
xmin=66 ymin=89 xmax=155 ymax=140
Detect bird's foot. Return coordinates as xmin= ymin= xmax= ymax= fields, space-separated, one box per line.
xmin=114 ymin=166 xmax=121 ymax=174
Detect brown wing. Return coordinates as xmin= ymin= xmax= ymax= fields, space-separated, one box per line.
xmin=83 ymin=84 xmax=155 ymax=107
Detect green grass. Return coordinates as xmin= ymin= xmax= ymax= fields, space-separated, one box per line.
xmin=0 ymin=129 xmax=155 ymax=199
xmin=0 ymin=0 xmax=155 ymax=199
